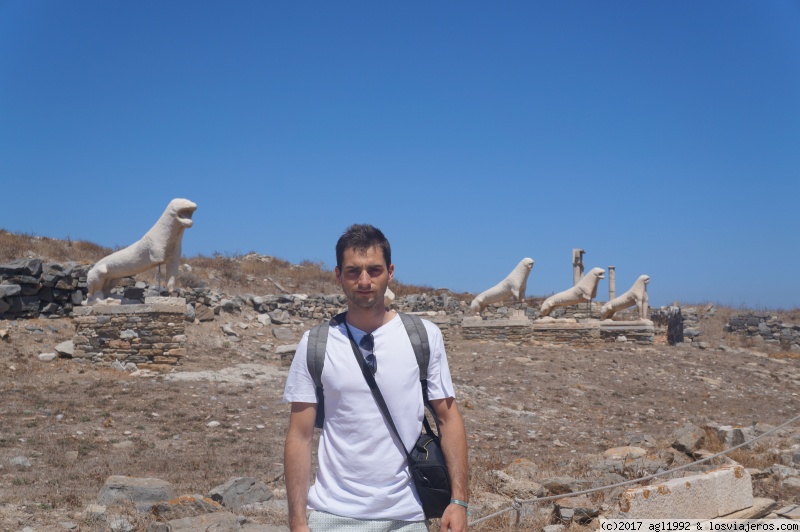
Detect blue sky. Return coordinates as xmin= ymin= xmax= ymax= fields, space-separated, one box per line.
xmin=1 ymin=1 xmax=799 ymax=309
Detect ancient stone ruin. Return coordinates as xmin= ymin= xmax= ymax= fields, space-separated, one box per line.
xmin=87 ymin=198 xmax=197 ymax=302
xmin=470 ymin=257 xmax=534 ymax=315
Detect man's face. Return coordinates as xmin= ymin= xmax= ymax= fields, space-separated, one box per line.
xmin=335 ymin=246 xmax=394 ymax=310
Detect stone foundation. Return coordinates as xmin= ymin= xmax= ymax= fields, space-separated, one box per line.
xmin=533 ymin=319 xmax=600 ymax=344
xmin=461 ymin=317 xmax=655 ymax=344
xmin=71 ymin=297 xmax=187 ymax=368
xmin=599 ymin=320 xmax=655 ymax=343
xmin=461 ymin=317 xmax=533 ymax=342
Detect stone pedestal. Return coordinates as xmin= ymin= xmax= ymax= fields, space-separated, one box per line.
xmin=72 ymin=297 xmax=187 ymax=369
xmin=461 ymin=316 xmax=533 ymax=342
xmin=533 ymin=318 xmax=600 ymax=344
xmin=599 ymin=320 xmax=655 ymax=344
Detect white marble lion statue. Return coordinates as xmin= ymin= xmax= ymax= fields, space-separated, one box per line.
xmin=540 ymin=267 xmax=605 ymax=317
xmin=600 ymin=274 xmax=649 ymax=320
xmin=86 ymin=198 xmax=197 ymax=302
xmin=384 ymin=286 xmax=395 ymax=309
xmin=470 ymin=258 xmax=534 ymax=314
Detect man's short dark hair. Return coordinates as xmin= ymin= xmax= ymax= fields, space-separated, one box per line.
xmin=336 ymin=224 xmax=392 ymax=270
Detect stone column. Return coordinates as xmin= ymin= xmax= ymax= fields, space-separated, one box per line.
xmin=572 ymin=249 xmax=585 ymax=286
xmin=608 ymin=266 xmax=616 ymax=300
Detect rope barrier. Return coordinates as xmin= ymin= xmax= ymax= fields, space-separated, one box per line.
xmin=468 ymin=412 xmax=800 ymax=528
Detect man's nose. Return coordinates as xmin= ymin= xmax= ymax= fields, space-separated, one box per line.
xmin=357 ymin=270 xmax=371 ymax=285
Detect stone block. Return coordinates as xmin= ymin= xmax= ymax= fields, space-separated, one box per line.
xmin=96 ymin=475 xmax=175 ymax=512
xmin=609 ymin=465 xmax=752 ymax=519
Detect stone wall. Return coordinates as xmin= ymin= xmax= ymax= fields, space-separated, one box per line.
xmin=725 ymin=314 xmax=800 ymax=351
xmin=0 ymin=259 xmax=89 ymax=319
xmin=71 ymin=298 xmax=187 ymax=368
xmin=462 ymin=318 xmax=533 ymax=342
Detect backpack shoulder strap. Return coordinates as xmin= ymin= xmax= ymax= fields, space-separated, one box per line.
xmin=306 ymin=312 xmax=346 ymax=429
xmin=398 ymin=312 xmax=431 ymax=401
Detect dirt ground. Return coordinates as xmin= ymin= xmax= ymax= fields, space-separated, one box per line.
xmin=1 ymin=311 xmax=799 ymax=531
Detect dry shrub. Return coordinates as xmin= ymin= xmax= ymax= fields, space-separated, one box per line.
xmin=0 ymin=229 xmax=109 ymax=263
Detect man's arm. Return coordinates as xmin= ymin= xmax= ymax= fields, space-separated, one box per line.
xmin=284 ymin=402 xmax=317 ymax=532
xmin=431 ymin=397 xmax=468 ymax=532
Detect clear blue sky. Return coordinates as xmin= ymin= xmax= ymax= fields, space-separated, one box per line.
xmin=2 ymin=1 xmax=799 ymax=309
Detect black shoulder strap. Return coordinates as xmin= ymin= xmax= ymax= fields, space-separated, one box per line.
xmin=306 ymin=312 xmax=346 ymax=429
xmin=398 ymin=312 xmax=431 ymax=403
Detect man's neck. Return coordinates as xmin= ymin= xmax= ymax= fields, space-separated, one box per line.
xmin=345 ymin=305 xmax=396 ymax=333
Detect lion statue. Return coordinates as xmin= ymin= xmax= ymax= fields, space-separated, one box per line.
xmin=470 ymin=258 xmax=534 ymax=315
xmin=600 ymin=274 xmax=649 ymax=320
xmin=86 ymin=198 xmax=197 ymax=302
xmin=384 ymin=286 xmax=395 ymax=309
xmin=540 ymin=267 xmax=605 ymax=317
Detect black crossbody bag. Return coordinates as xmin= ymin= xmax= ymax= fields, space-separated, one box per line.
xmin=343 ymin=323 xmax=452 ymax=519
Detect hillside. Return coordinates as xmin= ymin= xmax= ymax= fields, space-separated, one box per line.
xmin=1 ymin=229 xmax=799 ymax=530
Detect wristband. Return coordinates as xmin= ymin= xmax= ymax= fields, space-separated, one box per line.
xmin=450 ymin=499 xmax=469 ymax=509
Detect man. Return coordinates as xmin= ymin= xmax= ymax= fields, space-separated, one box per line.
xmin=284 ymin=224 xmax=469 ymax=532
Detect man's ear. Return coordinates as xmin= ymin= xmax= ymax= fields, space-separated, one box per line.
xmin=387 ymin=264 xmax=394 ymax=283
xmin=334 ymin=266 xmax=342 ymax=285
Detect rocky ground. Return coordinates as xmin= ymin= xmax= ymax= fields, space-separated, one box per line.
xmin=1 ymin=304 xmax=799 ymax=531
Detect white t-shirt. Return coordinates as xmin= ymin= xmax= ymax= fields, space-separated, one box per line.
xmin=283 ymin=313 xmax=455 ymax=521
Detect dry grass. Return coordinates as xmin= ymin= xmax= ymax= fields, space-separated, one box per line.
xmin=0 ymin=229 xmax=110 ymax=264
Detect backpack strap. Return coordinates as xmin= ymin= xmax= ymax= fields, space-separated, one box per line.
xmin=398 ymin=312 xmax=431 ymax=404
xmin=306 ymin=312 xmax=346 ymax=429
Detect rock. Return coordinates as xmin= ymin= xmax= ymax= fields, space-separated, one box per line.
xmin=110 ymin=360 xmax=126 ymax=372
xmin=0 ymin=328 xmax=8 ymax=340
xmin=539 ymin=476 xmax=581 ymax=495
xmin=615 ymin=335 xmax=627 ymax=343
xmin=505 ymin=458 xmax=538 ymax=481
xmin=38 ymin=352 xmax=57 ymax=362
xmin=96 ymin=475 xmax=175 ymax=512
xmin=108 ymin=517 xmax=134 ymax=532
xmin=159 ymin=510 xmax=240 ymax=532
xmin=671 ymin=422 xmax=705 ymax=453
xmin=218 ymin=299 xmax=238 ymax=313
xmin=152 ymin=494 xmax=223 ymax=521
xmin=65 ymin=451 xmax=79 ymax=462
xmin=603 ymin=446 xmax=646 ymax=460
xmin=10 ymin=456 xmax=32 ymax=468
xmin=112 ymin=441 xmax=135 ymax=451
xmin=55 ymin=340 xmax=74 ymax=357
xmin=119 ymin=329 xmax=138 ymax=340
xmin=276 ymin=344 xmax=298 ymax=355
xmin=0 ymin=283 xmax=22 ymax=298
xmin=268 ymin=309 xmax=291 ymax=324
xmin=780 ymin=477 xmax=800 ymax=497
xmin=543 ymin=526 xmax=565 ymax=532
xmin=208 ymin=477 xmax=273 ymax=512
xmin=222 ymin=323 xmax=238 ymax=337
xmin=718 ymin=425 xmax=756 ymax=448
xmin=207 ymin=421 xmax=221 ymax=428
xmin=491 ymin=470 xmax=545 ymax=499
xmin=0 ymin=258 xmax=43 ymax=277
xmin=554 ymin=495 xmax=599 ymax=525
xmin=185 ymin=303 xmax=195 ymax=322
xmin=256 ymin=314 xmax=271 ymax=326
xmin=195 ymin=304 xmax=215 ymax=322
xmin=272 ymin=328 xmax=295 ymax=341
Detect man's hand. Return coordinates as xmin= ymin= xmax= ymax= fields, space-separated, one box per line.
xmin=440 ymin=502 xmax=468 ymax=532
xmin=430 ymin=397 xmax=469 ymax=532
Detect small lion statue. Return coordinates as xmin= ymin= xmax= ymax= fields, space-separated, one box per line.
xmin=384 ymin=286 xmax=395 ymax=309
xmin=470 ymin=258 xmax=534 ymax=315
xmin=86 ymin=198 xmax=197 ymax=302
xmin=540 ymin=267 xmax=605 ymax=317
xmin=600 ymin=274 xmax=649 ymax=320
